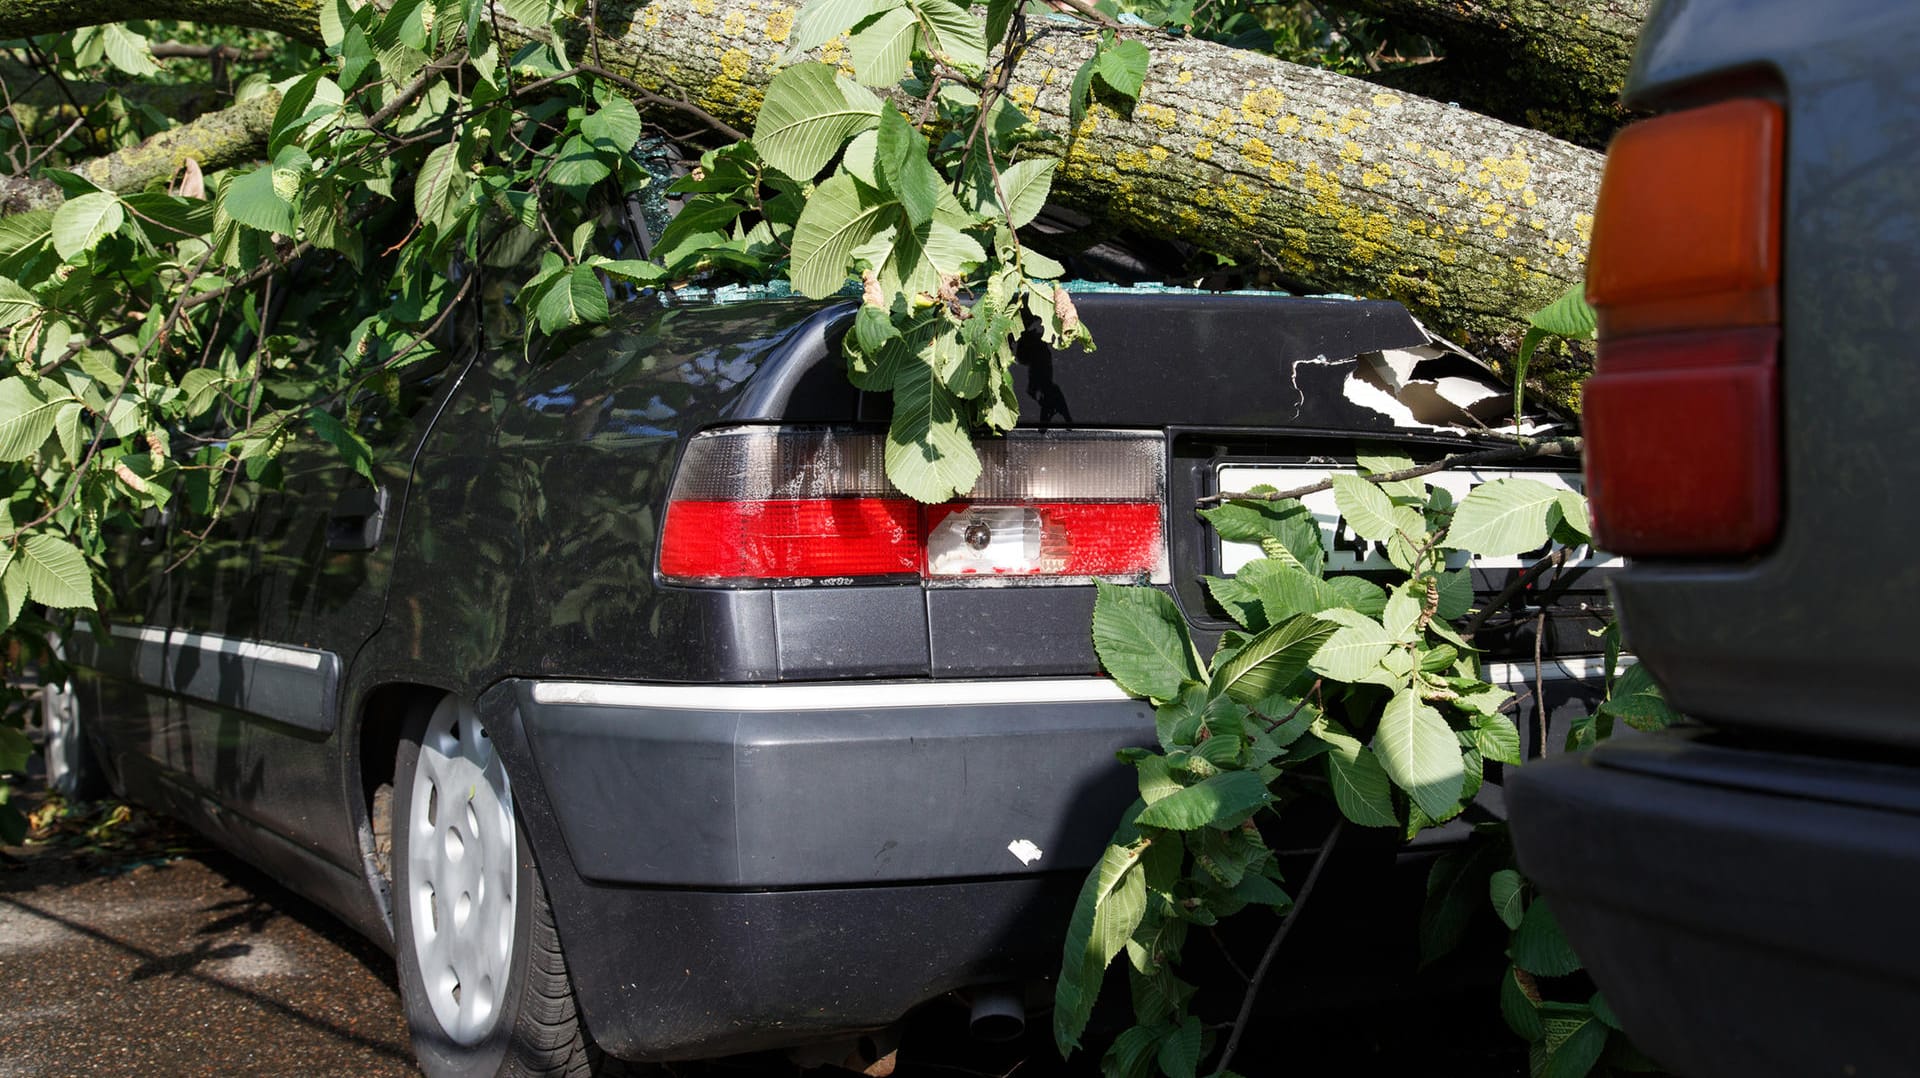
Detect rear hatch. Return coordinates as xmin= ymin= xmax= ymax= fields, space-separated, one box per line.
xmin=669 ymin=290 xmax=1610 ymax=745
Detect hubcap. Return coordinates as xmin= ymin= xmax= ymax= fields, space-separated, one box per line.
xmin=407 ymin=698 xmax=518 ymax=1045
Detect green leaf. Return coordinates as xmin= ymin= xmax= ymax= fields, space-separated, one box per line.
xmin=1445 ymin=478 xmax=1559 ymax=556
xmin=909 ymin=0 xmax=988 ymax=74
xmin=0 ymin=211 xmax=52 ymax=259
xmin=1308 ymin=614 xmax=1394 ymax=682
xmin=885 ymin=351 xmax=980 ymax=502
xmin=881 ymin=219 xmax=986 ymax=295
xmin=0 ymin=378 xmax=70 ymax=461
xmin=99 ymin=23 xmax=160 ymax=76
xmin=984 ymin=0 xmax=1016 ymax=48
xmin=580 ymin=95 xmax=644 ymax=153
xmin=1470 ymin=713 xmax=1523 ymax=765
xmin=847 ymin=5 xmax=918 ymax=86
xmin=1383 ymin=586 xmax=1422 ymax=641
xmin=1331 ymin=473 xmax=1402 ymax=543
xmin=1598 ymin=662 xmax=1681 ymax=732
xmin=1091 ymin=581 xmax=1200 ymax=702
xmin=1068 ymin=54 xmax=1097 ymax=130
xmin=546 ymin=135 xmax=612 ymax=190
xmin=789 ymin=172 xmax=894 ymax=298
xmin=1157 ymin=1015 xmax=1202 ymax=1078
xmin=1094 ymin=38 xmax=1150 ymax=101
xmin=753 ymin=63 xmax=882 ymax=182
xmin=596 ymin=259 xmax=666 ymax=284
xmin=791 ymin=0 xmax=895 ymax=51
xmin=875 ymin=107 xmax=940 ymax=228
xmin=1551 ymin=489 xmax=1591 ymax=543
xmin=1490 ymin=868 xmax=1525 ymax=930
xmin=1373 ymin=687 xmax=1464 ymax=819
xmin=1590 ymin=992 xmax=1623 ymax=1032
xmin=0 ymin=559 xmax=27 ymax=631
xmin=307 ymin=408 xmax=375 ymax=482
xmin=1201 ymin=497 xmax=1322 ymax=573
xmin=0 ymin=279 xmax=40 ymax=330
xmin=995 ymin=158 xmax=1056 ymax=229
xmin=1213 ymin=614 xmax=1332 ymax=705
xmin=1134 ymin=770 xmax=1267 ymax=830
xmin=1420 ymin=843 xmax=1497 ymax=964
xmin=413 ymin=142 xmax=469 ymax=231
xmin=535 ymin=264 xmax=611 ymax=334
xmin=1541 ymin=1010 xmax=1608 ymax=1078
xmin=1325 ymin=574 xmax=1386 ymax=617
xmin=0 ymin=723 xmax=31 ymax=773
xmin=220 ymin=167 xmax=296 ymax=235
xmin=1511 ymin=897 xmax=1583 ymax=976
xmin=1499 ymin=965 xmax=1543 ymax=1041
xmin=52 ymin=192 xmax=124 ymax=260
xmin=1529 ymin=281 xmax=1597 ymax=339
xmin=1054 ymin=842 xmax=1147 ymax=1053
xmin=1318 ymin=725 xmax=1398 ymax=827
xmin=18 ymin=533 xmax=93 ymax=609
xmin=1435 ymin=569 xmax=1472 ymax=621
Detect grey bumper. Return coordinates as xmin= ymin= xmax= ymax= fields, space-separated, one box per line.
xmin=513 ymin=677 xmax=1157 ymax=887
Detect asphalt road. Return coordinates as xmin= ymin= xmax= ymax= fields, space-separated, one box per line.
xmin=0 ymin=782 xmax=1527 ymax=1078
xmin=0 ymin=813 xmax=419 ymax=1077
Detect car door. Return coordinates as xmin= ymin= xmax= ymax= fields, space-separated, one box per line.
xmin=150 ymin=285 xmax=473 ymax=871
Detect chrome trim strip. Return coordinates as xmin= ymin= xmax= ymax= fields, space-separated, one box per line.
xmin=529 ymin=677 xmax=1140 ymax=711
xmin=106 ymin=624 xmax=326 ymax=671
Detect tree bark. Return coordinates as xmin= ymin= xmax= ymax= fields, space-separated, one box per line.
xmin=1334 ymin=0 xmax=1648 ymax=148
xmin=0 ymin=92 xmax=278 ymax=213
xmin=0 ymin=0 xmax=1607 ymax=403
xmin=582 ymin=1 xmax=1602 ymax=396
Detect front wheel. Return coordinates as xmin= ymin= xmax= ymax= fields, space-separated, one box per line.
xmin=392 ymin=696 xmax=613 ymax=1077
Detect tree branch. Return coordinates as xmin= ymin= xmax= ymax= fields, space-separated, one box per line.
xmin=1213 ymin=819 xmax=1343 ymax=1076
xmin=0 ymin=91 xmax=278 ymax=214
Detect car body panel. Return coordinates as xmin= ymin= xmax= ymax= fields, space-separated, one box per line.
xmin=1605 ymin=0 xmax=1920 ymax=746
xmin=71 ymin=280 xmax=1604 ymax=1059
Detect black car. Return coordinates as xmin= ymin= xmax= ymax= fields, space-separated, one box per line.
xmin=51 ymin=228 xmax=1609 ymax=1075
xmin=1508 ymin=1 xmax=1920 ymax=1076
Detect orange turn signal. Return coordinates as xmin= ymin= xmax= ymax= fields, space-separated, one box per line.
xmin=1586 ymin=98 xmax=1783 ymax=339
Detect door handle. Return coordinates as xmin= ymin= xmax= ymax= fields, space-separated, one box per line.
xmin=326 ymin=485 xmax=390 ymax=552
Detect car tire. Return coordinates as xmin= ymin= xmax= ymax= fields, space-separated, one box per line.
xmin=392 ymin=696 xmax=617 ymax=1077
xmin=41 ymin=678 xmax=107 ymax=801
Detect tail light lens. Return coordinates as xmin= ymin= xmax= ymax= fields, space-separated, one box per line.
xmin=659 ymin=427 xmax=1167 ymax=586
xmin=1582 ymin=98 xmax=1784 ymax=557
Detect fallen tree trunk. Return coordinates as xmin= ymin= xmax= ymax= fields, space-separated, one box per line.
xmin=0 ymin=92 xmax=278 ymax=213
xmin=1331 ymin=0 xmax=1647 ymax=147
xmin=0 ymin=0 xmax=1606 ymax=402
xmin=589 ymin=1 xmax=1603 ymax=397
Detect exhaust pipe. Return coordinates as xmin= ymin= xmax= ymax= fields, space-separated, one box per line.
xmin=968 ymin=985 xmax=1026 ymax=1042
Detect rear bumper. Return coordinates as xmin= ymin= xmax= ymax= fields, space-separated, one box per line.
xmin=1508 ymin=730 xmax=1920 ymax=1078
xmin=481 ymin=677 xmax=1154 ymax=1059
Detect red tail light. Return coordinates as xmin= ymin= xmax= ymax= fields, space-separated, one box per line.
xmin=1582 ymin=98 xmax=1784 ymax=557
xmin=658 ymin=427 xmax=1167 ymax=585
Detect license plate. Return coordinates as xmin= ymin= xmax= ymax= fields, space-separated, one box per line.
xmin=1214 ymin=464 xmax=1621 ymax=575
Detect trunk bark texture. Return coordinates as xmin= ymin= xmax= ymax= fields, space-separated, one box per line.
xmin=0 ymin=0 xmax=1608 ymax=399
xmin=0 ymin=92 xmax=278 ymax=213
xmin=1336 ymin=0 xmax=1648 ymax=148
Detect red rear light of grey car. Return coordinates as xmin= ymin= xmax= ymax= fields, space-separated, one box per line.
xmin=1583 ymin=98 xmax=1783 ymax=557
xmin=658 ymin=427 xmax=1167 ymax=585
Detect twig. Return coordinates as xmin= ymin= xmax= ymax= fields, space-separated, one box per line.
xmin=365 ymin=48 xmax=469 ymax=131
xmin=1212 ymin=819 xmax=1343 ymax=1077
xmin=149 ymin=42 xmax=275 ymax=62
xmin=1048 ymin=0 xmax=1126 ymax=29
xmin=511 ymin=64 xmax=747 ymax=142
xmin=1532 ymin=610 xmax=1549 ymax=758
xmin=1462 ymin=547 xmax=1568 ymax=641
xmin=1197 ymin=437 xmax=1583 ymax=506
